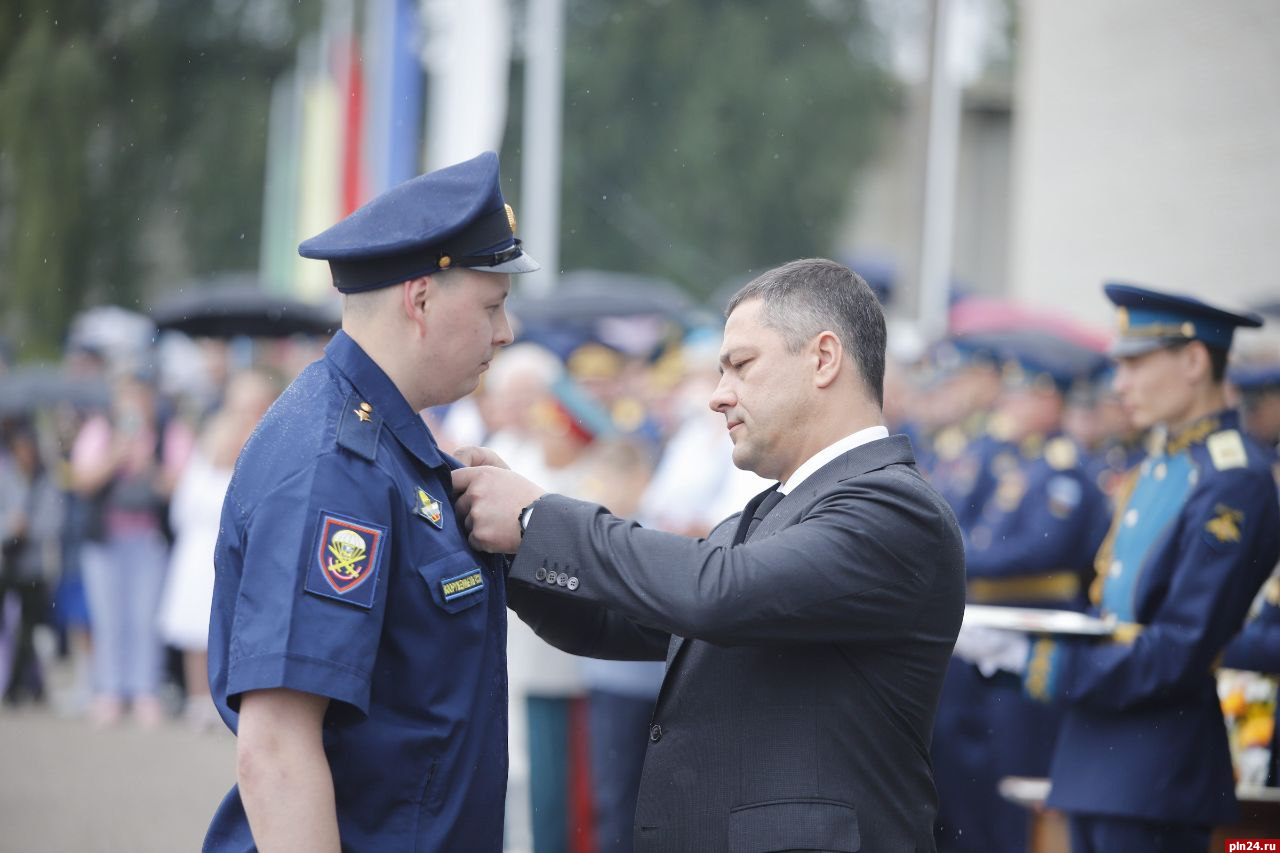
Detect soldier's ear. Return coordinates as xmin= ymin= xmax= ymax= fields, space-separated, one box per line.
xmin=402 ymin=276 xmax=433 ymax=334
xmin=1182 ymin=340 xmax=1212 ymax=384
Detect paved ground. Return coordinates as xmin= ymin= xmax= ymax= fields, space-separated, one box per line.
xmin=0 ymin=705 xmax=236 ymax=853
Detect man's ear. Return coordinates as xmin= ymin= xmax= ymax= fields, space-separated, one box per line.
xmin=402 ymin=276 xmax=433 ymax=336
xmin=1182 ymin=340 xmax=1211 ymax=384
xmin=813 ymin=330 xmax=844 ymax=389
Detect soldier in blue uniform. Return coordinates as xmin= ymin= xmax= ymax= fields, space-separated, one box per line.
xmin=920 ymin=338 xmax=1006 ymax=530
xmin=1068 ymin=364 xmax=1149 ymax=502
xmin=1023 ymin=283 xmax=1280 ymax=853
xmin=1220 ymin=360 xmax=1280 ymax=786
xmin=203 ymin=151 xmax=538 ymax=852
xmin=1222 ymin=577 xmax=1280 ymax=786
xmin=1232 ymin=361 xmax=1280 ymax=449
xmin=934 ymin=336 xmax=1111 ymax=853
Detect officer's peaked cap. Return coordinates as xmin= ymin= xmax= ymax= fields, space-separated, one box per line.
xmin=299 ymin=151 xmax=539 ymax=293
xmin=1103 ymin=282 xmax=1263 ymax=358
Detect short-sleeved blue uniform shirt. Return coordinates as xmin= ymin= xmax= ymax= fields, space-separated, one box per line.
xmin=204 ymin=331 xmax=507 ymax=852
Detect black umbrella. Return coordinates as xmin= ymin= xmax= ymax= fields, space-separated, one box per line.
xmin=1250 ymin=297 xmax=1280 ymax=319
xmin=151 ymin=274 xmax=340 ymax=339
xmin=507 ymin=270 xmax=695 ymax=327
xmin=0 ymin=365 xmax=110 ymax=415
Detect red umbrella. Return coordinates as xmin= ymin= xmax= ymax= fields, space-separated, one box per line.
xmin=948 ymin=297 xmax=1110 ymax=353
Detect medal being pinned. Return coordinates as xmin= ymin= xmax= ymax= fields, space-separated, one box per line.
xmin=416 ymin=486 xmax=444 ymax=529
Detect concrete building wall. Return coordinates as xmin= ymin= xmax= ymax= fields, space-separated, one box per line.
xmin=840 ymin=84 xmax=1013 ymax=315
xmin=1009 ymin=1 xmax=1280 ymax=330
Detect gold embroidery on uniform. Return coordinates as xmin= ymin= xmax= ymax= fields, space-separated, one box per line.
xmin=1205 ymin=504 xmax=1244 ymax=544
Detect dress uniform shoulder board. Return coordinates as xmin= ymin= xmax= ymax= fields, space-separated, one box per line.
xmin=1206 ymin=429 xmax=1247 ymax=471
xmin=1045 ymin=436 xmax=1078 ymax=471
xmin=336 ymin=391 xmax=383 ymax=461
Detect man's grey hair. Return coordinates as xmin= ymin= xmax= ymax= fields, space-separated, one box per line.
xmin=726 ymin=258 xmax=886 ymax=407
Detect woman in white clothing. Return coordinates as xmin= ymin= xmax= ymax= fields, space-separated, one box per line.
xmin=157 ymin=369 xmax=277 ymax=727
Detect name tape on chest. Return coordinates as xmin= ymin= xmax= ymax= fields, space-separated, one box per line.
xmin=440 ymin=567 xmax=486 ymax=601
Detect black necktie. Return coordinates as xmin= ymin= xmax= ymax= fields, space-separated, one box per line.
xmin=739 ymin=488 xmax=784 ymax=544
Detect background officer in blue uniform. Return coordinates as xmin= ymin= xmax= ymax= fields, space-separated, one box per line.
xmin=919 ymin=338 xmax=1005 ymax=530
xmin=1220 ymin=359 xmax=1280 ymax=786
xmin=203 ymin=151 xmax=538 ymax=852
xmin=1023 ymin=283 xmax=1280 ymax=853
xmin=934 ymin=335 xmax=1111 ymax=853
xmin=1232 ymin=361 xmax=1280 ymax=450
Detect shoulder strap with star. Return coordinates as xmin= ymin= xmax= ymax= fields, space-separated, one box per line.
xmin=336 ymin=391 xmax=383 ymax=461
xmin=1206 ymin=429 xmax=1248 ymax=471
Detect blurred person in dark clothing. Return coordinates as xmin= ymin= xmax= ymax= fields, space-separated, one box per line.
xmin=0 ymin=419 xmax=64 ymax=705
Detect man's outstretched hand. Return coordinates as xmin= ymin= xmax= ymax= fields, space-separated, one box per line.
xmin=452 ymin=458 xmax=546 ymax=554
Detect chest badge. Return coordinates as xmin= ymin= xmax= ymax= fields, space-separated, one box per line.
xmin=415 ymin=486 xmax=445 ymax=529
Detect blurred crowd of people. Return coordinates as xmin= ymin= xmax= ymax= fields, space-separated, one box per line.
xmin=1 ymin=280 xmax=1279 ymax=852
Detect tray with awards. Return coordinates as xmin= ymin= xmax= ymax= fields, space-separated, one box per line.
xmin=962 ymin=604 xmax=1117 ymax=637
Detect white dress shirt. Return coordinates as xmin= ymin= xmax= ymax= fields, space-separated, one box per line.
xmin=778 ymin=425 xmax=889 ymax=495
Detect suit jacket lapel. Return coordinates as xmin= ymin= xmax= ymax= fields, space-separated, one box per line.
xmin=655 ymin=435 xmax=916 ymax=712
xmin=658 ymin=486 xmax=775 ymax=703
xmin=751 ymin=435 xmax=915 ymax=541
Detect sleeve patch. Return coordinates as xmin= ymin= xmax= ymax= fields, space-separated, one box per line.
xmin=305 ymin=511 xmax=388 ymax=609
xmin=1204 ymin=503 xmax=1244 ymax=547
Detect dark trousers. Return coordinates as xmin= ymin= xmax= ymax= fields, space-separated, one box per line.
xmin=587 ymin=689 xmax=656 ymax=853
xmin=0 ymin=577 xmax=48 ymax=703
xmin=1068 ymin=814 xmax=1210 ymax=853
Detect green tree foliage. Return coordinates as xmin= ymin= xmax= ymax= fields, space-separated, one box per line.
xmin=549 ymin=0 xmax=898 ymax=298
xmin=0 ymin=1 xmax=313 ymax=359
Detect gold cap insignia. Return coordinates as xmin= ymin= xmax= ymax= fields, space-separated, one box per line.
xmin=505 ymin=203 xmax=517 ymax=235
xmin=439 ymin=255 xmax=452 ymax=270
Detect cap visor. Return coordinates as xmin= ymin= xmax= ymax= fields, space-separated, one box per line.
xmin=485 ymin=252 xmax=541 ymax=274
xmin=1108 ymin=337 xmax=1172 ymax=358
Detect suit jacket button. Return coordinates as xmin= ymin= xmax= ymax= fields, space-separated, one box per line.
xmin=547 ymin=571 xmax=560 ymax=585
xmin=566 ymin=577 xmax=579 ymax=591
xmin=649 ymin=724 xmax=663 ymax=743
xmin=534 ymin=567 xmax=547 ymax=581
xmin=556 ymin=573 xmax=568 ymax=587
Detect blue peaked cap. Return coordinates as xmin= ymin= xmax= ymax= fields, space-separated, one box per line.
xmin=299 ymin=151 xmax=539 ymax=293
xmin=1103 ymin=282 xmax=1263 ymax=358
xmin=1230 ymin=362 xmax=1280 ymax=392
xmin=956 ymin=330 xmax=1107 ymax=396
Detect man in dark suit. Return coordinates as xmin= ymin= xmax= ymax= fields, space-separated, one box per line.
xmin=454 ymin=258 xmax=965 ymax=852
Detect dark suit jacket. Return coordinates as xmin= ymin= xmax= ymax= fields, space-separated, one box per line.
xmin=506 ymin=435 xmax=965 ymax=853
